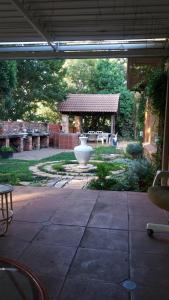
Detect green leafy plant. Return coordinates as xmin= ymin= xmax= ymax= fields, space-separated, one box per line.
xmin=96 ymin=163 xmax=109 ymax=179
xmin=130 ymin=158 xmax=155 ymax=191
xmin=88 ymin=163 xmax=111 ymax=190
xmin=89 ymin=177 xmax=116 ymax=190
xmin=126 ymin=143 xmax=143 ymax=159
xmin=0 ymin=146 xmax=14 ymax=152
xmin=0 ymin=173 xmax=19 ymax=185
xmin=52 ymin=162 xmax=65 ymax=172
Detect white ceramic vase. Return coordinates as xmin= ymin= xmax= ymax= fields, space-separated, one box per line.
xmin=74 ymin=136 xmax=93 ymax=168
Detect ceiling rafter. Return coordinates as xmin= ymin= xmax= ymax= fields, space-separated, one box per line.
xmin=9 ymin=0 xmax=56 ymax=50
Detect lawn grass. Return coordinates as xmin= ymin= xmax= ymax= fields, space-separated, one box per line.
xmin=0 ymin=151 xmax=75 ymax=184
xmin=94 ymin=146 xmax=123 ymax=156
xmin=0 ymin=149 xmax=125 ymax=185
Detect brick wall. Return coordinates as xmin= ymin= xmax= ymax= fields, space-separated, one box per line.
xmin=58 ymin=133 xmax=79 ymax=149
xmin=49 ymin=123 xmax=61 ymax=146
xmin=0 ymin=121 xmax=48 ymax=135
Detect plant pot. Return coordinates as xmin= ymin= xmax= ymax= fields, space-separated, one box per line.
xmin=0 ymin=152 xmax=13 ymax=159
xmin=74 ymin=136 xmax=93 ymax=168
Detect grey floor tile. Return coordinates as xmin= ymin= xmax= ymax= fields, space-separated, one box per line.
xmin=6 ymin=221 xmax=43 ymax=242
xmin=130 ymin=230 xmax=169 ymax=254
xmin=131 ymin=285 xmax=169 ymax=300
xmin=20 ymin=242 xmax=76 ymax=277
xmin=129 ymin=214 xmax=166 ymax=231
xmin=59 ymin=278 xmax=128 ymax=300
xmin=131 ymin=250 xmax=169 ymax=288
xmin=0 ymin=237 xmax=29 ymax=260
xmin=81 ymin=227 xmax=128 ymax=251
xmin=51 ymin=199 xmax=96 ymax=226
xmin=15 ymin=198 xmax=58 ymax=222
xmin=69 ymin=247 xmax=128 ymax=283
xmin=88 ymin=201 xmax=128 ymax=229
xmin=35 ymin=225 xmax=85 ymax=247
xmin=39 ymin=274 xmax=64 ymax=300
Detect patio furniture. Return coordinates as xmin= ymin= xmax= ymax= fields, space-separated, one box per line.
xmin=0 ymin=256 xmax=48 ymax=299
xmin=0 ymin=184 xmax=13 ymax=236
xmin=87 ymin=132 xmax=97 ymax=142
xmin=147 ymin=170 xmax=169 ymax=237
xmin=96 ymin=131 xmax=107 ymax=144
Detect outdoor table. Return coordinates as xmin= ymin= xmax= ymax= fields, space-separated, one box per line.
xmin=0 ymin=184 xmax=13 ymax=236
xmin=0 ymin=257 xmax=48 ymax=300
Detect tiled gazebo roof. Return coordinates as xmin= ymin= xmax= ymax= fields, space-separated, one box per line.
xmin=58 ymin=94 xmax=120 ymax=113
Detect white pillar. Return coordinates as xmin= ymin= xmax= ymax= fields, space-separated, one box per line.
xmin=74 ymin=116 xmax=81 ymax=133
xmin=111 ymin=115 xmax=115 ymax=134
xmin=61 ymin=114 xmax=69 ymax=133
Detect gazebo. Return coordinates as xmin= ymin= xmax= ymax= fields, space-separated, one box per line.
xmin=58 ymin=93 xmax=120 ymax=134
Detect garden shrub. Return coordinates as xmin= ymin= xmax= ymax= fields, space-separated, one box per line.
xmin=95 ymin=163 xmax=111 ymax=180
xmin=52 ymin=163 xmax=65 ymax=172
xmin=89 ymin=178 xmax=116 ymax=190
xmin=130 ymin=158 xmax=155 ymax=191
xmin=88 ymin=158 xmax=155 ymax=192
xmin=0 ymin=173 xmax=19 ymax=185
xmin=126 ymin=143 xmax=143 ymax=159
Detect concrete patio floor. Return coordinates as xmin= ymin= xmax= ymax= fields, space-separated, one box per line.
xmin=1 ymin=187 xmax=169 ymax=300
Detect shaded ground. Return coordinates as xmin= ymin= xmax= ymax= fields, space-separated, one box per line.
xmin=1 ymin=187 xmax=169 ymax=300
xmin=13 ymin=148 xmax=72 ymax=160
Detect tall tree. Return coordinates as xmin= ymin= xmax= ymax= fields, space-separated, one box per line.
xmin=12 ymin=60 xmax=67 ymax=120
xmin=65 ymin=59 xmax=95 ymax=93
xmin=89 ymin=59 xmax=135 ymax=137
xmin=65 ymin=58 xmax=134 ymax=137
xmin=0 ymin=60 xmax=67 ymax=121
xmin=0 ymin=61 xmax=17 ymax=120
xmin=89 ymin=59 xmax=126 ymax=93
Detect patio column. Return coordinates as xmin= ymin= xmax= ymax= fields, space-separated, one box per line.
xmin=162 ymin=68 xmax=169 ymax=171
xmin=74 ymin=116 xmax=81 ymax=133
xmin=111 ymin=115 xmax=115 ymax=134
xmin=61 ymin=114 xmax=69 ymax=133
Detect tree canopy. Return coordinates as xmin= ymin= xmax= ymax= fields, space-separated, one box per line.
xmin=0 ymin=58 xmax=134 ymax=138
xmin=0 ymin=61 xmax=17 ymax=120
xmin=0 ymin=60 xmax=67 ymax=121
xmin=65 ymin=58 xmax=134 ymax=137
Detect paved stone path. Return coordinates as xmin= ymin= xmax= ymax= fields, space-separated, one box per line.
xmin=28 ymin=161 xmax=94 ymax=190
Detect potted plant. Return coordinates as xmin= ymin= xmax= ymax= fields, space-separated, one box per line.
xmin=0 ymin=146 xmax=14 ymax=158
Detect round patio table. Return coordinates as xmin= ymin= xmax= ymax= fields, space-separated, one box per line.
xmin=0 ymin=184 xmax=14 ymax=236
xmin=0 ymin=257 xmax=48 ymax=300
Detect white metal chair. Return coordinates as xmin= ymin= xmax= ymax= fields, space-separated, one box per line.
xmin=96 ymin=131 xmax=106 ymax=144
xmin=147 ymin=170 xmax=169 ymax=236
xmin=87 ymin=131 xmax=97 ymax=142
xmin=88 ymin=131 xmax=95 ymax=134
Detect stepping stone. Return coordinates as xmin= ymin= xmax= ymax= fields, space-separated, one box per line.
xmin=47 ymin=179 xmax=60 ymax=187
xmin=64 ymin=179 xmax=88 ymax=189
xmin=55 ymin=180 xmax=68 ymax=188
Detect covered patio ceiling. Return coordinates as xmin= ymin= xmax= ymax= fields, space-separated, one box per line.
xmin=0 ymin=0 xmax=169 ymax=59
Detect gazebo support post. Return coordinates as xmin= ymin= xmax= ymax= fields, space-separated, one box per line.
xmin=61 ymin=114 xmax=69 ymax=133
xmin=162 ymin=68 xmax=169 ymax=171
xmin=74 ymin=116 xmax=81 ymax=133
xmin=111 ymin=115 xmax=115 ymax=134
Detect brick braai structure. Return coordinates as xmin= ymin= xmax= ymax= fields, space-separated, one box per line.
xmin=0 ymin=121 xmax=49 ymax=152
